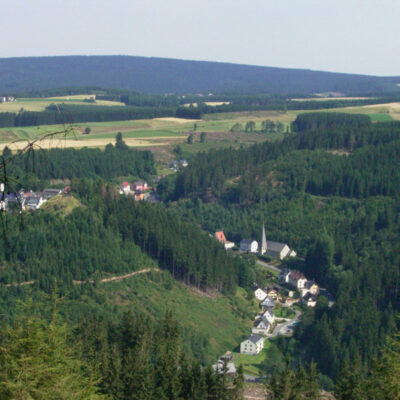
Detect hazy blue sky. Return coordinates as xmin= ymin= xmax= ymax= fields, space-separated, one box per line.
xmin=1 ymin=0 xmax=399 ymax=76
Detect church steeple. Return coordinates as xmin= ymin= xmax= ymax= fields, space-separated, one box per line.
xmin=260 ymin=224 xmax=267 ymax=255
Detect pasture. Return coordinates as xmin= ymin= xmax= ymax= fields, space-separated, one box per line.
xmin=0 ymin=94 xmax=125 ymax=113
xmin=0 ymin=101 xmax=397 ymax=158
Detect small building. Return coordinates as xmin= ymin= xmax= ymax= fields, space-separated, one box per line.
xmin=43 ymin=188 xmax=62 ymax=199
xmin=288 ymin=270 xmax=307 ymax=289
xmin=215 ymin=231 xmax=235 ymax=250
xmin=133 ymin=180 xmax=148 ymax=191
xmin=262 ymin=309 xmax=275 ymax=325
xmin=219 ymin=351 xmax=233 ymax=362
xmin=279 ymin=269 xmax=291 ymax=284
xmin=300 ymin=280 xmax=319 ymax=297
xmin=25 ymin=196 xmax=46 ymax=211
xmin=266 ymin=287 xmax=279 ymax=300
xmin=119 ymin=182 xmax=131 ymax=195
xmin=260 ymin=296 xmax=276 ymax=311
xmin=283 ymin=298 xmax=301 ymax=307
xmin=252 ymin=317 xmax=271 ymax=336
xmin=240 ymin=239 xmax=258 ymax=253
xmin=212 ymin=360 xmax=237 ymax=375
xmin=303 ymin=292 xmax=318 ymax=307
xmin=240 ymin=334 xmax=264 ymax=355
xmin=254 ymin=288 xmax=267 ymax=301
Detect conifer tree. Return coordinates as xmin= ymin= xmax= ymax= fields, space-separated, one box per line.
xmin=0 ymin=309 xmax=107 ymax=399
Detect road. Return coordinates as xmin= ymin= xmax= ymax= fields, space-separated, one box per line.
xmin=256 ymin=259 xmax=281 ymax=273
xmin=268 ymin=309 xmax=302 ymax=338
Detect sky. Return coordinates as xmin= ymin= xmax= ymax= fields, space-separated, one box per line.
xmin=1 ymin=0 xmax=399 ymax=76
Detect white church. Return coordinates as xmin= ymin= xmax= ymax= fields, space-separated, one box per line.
xmin=260 ymin=225 xmax=296 ymax=260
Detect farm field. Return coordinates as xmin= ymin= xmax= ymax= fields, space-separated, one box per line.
xmin=0 ymin=94 xmax=125 ymax=113
xmin=0 ymin=102 xmax=397 ymax=155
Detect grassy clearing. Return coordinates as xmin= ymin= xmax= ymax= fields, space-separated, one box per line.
xmin=0 ymin=95 xmax=125 ymax=113
xmin=93 ymin=272 xmax=254 ymax=362
xmin=233 ymin=343 xmax=271 ymax=376
xmin=40 ymin=195 xmax=82 ymax=217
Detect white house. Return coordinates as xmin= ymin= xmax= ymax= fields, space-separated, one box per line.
xmin=302 ymin=292 xmax=318 ymax=307
xmin=25 ymin=196 xmax=46 ymax=211
xmin=300 ymin=280 xmax=320 ymax=298
xmin=133 ymin=180 xmax=148 ymax=191
xmin=240 ymin=334 xmax=264 ymax=355
xmin=262 ymin=309 xmax=275 ymax=325
xmin=260 ymin=296 xmax=276 ymax=311
xmin=119 ymin=182 xmax=131 ymax=195
xmin=240 ymin=239 xmax=258 ymax=253
xmin=252 ymin=318 xmax=271 ymax=336
xmin=215 ymin=231 xmax=235 ymax=250
xmin=254 ymin=288 xmax=267 ymax=301
xmin=288 ymin=270 xmax=307 ymax=289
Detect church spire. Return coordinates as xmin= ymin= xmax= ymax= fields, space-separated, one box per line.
xmin=260 ymin=224 xmax=267 ymax=255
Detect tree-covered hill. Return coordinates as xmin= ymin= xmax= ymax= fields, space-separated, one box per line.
xmin=158 ymin=113 xmax=400 ymax=380
xmin=0 ymin=55 xmax=399 ymax=95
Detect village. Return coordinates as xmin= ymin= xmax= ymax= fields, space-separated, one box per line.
xmin=0 ymin=179 xmax=158 ymax=212
xmin=212 ymin=226 xmax=334 ymax=379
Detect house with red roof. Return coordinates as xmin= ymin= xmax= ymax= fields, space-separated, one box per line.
xmin=214 ymin=231 xmax=235 ymax=250
xmin=119 ymin=182 xmax=131 ymax=195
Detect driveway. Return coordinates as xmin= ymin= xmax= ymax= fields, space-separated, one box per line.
xmin=268 ymin=309 xmax=302 ymax=338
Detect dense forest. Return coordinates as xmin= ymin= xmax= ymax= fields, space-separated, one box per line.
xmin=158 ymin=113 xmax=400 ymax=382
xmin=4 ymin=135 xmax=155 ymax=186
xmin=2 ymin=110 xmax=400 ymax=397
xmin=1 ymin=55 xmax=399 ymax=94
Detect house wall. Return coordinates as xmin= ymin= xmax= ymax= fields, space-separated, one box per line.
xmin=252 ymin=327 xmax=269 ymax=335
xmin=240 ymin=340 xmax=255 ymax=354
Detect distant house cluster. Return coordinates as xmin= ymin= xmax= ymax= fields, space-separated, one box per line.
xmin=168 ymin=159 xmax=188 ymax=172
xmin=0 ymin=185 xmax=66 ymax=212
xmin=239 ymin=284 xmax=279 ymax=355
xmin=239 ymin=225 xmax=296 ymax=260
xmin=279 ymin=268 xmax=334 ymax=307
xmin=0 ymin=96 xmax=15 ymax=103
xmin=119 ymin=180 xmax=158 ymax=202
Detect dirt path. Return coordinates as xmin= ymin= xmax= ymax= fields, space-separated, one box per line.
xmin=2 ymin=268 xmax=159 ymax=287
xmin=73 ymin=268 xmax=159 ymax=284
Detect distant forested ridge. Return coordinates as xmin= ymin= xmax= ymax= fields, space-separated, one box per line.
xmin=0 ymin=55 xmax=399 ymax=95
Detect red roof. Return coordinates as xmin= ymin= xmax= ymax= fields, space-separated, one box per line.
xmin=215 ymin=231 xmax=227 ymax=243
xmin=121 ymin=182 xmax=130 ymax=187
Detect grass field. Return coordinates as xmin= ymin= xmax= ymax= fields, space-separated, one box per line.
xmin=0 ymin=94 xmax=125 ymax=113
xmin=1 ymin=101 xmax=398 ymax=157
xmin=81 ymin=272 xmax=256 ymax=363
xmin=233 ymin=343 xmax=271 ymax=376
